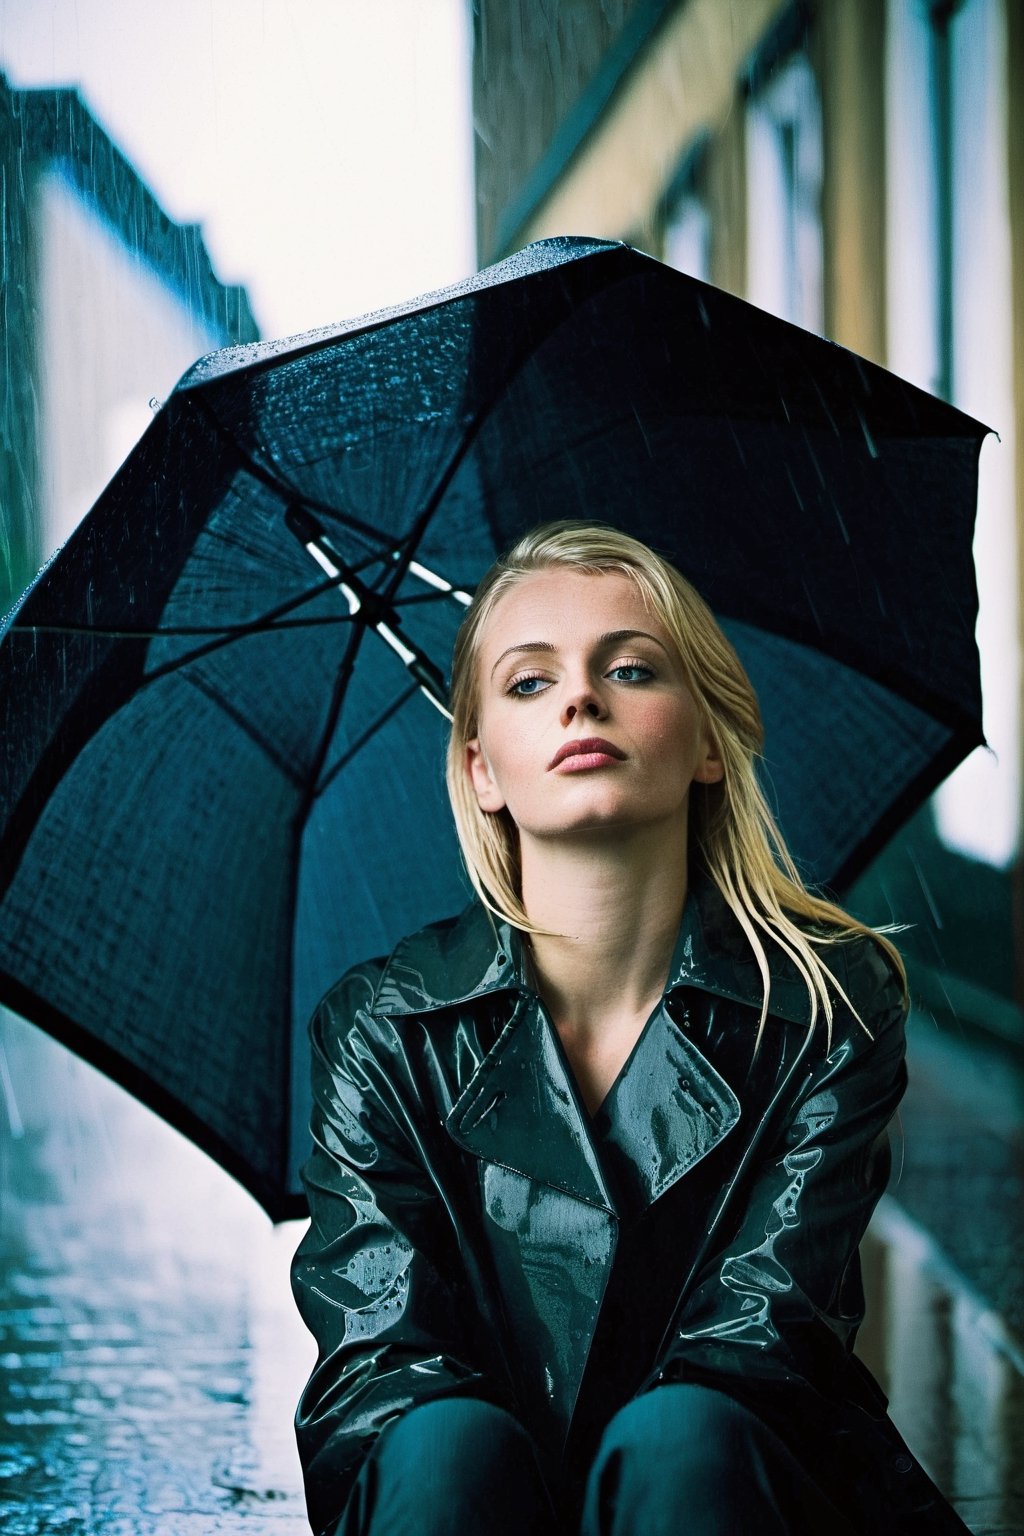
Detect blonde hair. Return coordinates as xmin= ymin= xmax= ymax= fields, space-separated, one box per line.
xmin=445 ymin=520 xmax=907 ymax=1050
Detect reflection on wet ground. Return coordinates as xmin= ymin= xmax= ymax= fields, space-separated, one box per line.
xmin=0 ymin=1010 xmax=311 ymax=1532
xmin=857 ymin=1009 xmax=1024 ymax=1536
xmin=0 ymin=1004 xmax=1020 ymax=1533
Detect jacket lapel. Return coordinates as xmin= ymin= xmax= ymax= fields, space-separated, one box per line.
xmin=369 ymin=900 xmax=615 ymax=1211
xmin=595 ymin=1003 xmax=742 ymax=1210
xmin=445 ymin=992 xmax=616 ymax=1211
xmin=369 ymin=873 xmax=814 ymax=1218
xmin=598 ymin=874 xmax=816 ymax=1209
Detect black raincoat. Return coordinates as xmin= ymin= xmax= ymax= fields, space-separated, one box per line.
xmin=290 ymin=870 xmax=971 ymax=1536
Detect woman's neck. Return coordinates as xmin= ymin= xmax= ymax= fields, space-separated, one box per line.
xmin=519 ymin=818 xmax=689 ymax=1039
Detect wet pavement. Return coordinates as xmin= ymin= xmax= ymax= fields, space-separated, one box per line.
xmin=0 ymin=1002 xmax=1021 ymax=1534
xmin=893 ymin=1010 xmax=1024 ymax=1343
xmin=862 ymin=1008 xmax=1024 ymax=1536
xmin=0 ymin=1009 xmax=312 ymax=1532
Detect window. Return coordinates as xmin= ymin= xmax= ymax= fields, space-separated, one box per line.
xmin=661 ymin=138 xmax=711 ymax=282
xmin=745 ymin=51 xmax=823 ymax=332
xmin=886 ymin=0 xmax=1018 ymax=869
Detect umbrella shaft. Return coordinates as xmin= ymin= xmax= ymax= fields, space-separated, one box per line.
xmin=405 ymin=558 xmax=473 ymax=607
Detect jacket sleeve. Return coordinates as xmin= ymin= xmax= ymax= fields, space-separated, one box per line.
xmin=640 ymin=937 xmax=975 ymax=1533
xmin=641 ymin=937 xmax=921 ymax=1477
xmin=290 ymin=964 xmax=516 ymax=1536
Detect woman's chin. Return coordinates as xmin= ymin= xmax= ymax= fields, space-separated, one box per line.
xmin=522 ymin=806 xmax=683 ymax=845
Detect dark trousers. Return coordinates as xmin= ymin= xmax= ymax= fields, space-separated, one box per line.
xmin=334 ymin=1383 xmax=861 ymax=1535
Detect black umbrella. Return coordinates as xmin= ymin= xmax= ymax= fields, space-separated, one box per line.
xmin=0 ymin=236 xmax=989 ymax=1219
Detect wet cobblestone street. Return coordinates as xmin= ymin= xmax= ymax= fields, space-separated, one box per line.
xmin=1 ymin=1002 xmax=1021 ymax=1534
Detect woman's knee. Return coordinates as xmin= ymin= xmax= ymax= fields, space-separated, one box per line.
xmin=376 ymin=1394 xmax=538 ymax=1474
xmin=592 ymin=1382 xmax=786 ymax=1486
xmin=342 ymin=1397 xmax=559 ymax=1536
xmin=584 ymin=1385 xmax=861 ymax=1536
xmin=582 ymin=1386 xmax=804 ymax=1536
xmin=598 ymin=1384 xmax=770 ymax=1471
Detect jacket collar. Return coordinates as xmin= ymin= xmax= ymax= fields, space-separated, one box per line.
xmin=368 ymin=872 xmax=818 ymax=1218
xmin=370 ymin=867 xmax=816 ymax=1029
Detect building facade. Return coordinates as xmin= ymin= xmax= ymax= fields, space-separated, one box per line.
xmin=0 ymin=75 xmax=259 ymax=614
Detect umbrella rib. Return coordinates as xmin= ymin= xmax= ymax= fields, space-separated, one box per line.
xmin=14 ymin=612 xmax=359 ymax=641
xmin=122 ymin=611 xmax=353 ymax=689
xmin=393 ymin=257 xmax=675 ymax=567
xmin=204 ymin=267 xmax=640 ymax=620
xmin=274 ymin=609 xmax=371 ymax=1199
xmin=12 ymin=549 xmax=415 ymax=641
xmin=29 ymin=571 xmax=370 ymax=690
xmin=383 ymin=424 xmax=501 ymax=606
xmin=181 ymin=671 xmax=305 ymax=788
xmin=191 ymin=395 xmax=403 ymax=553
xmin=275 ymin=603 xmax=375 ymax=1199
xmin=313 ymin=682 xmax=420 ymax=799
xmin=389 ymin=590 xmax=462 ymax=607
xmin=372 ymin=268 xmax=630 ymax=606
xmin=295 ymin=605 xmax=368 ymax=831
xmin=12 ymin=546 xmax=460 ymax=687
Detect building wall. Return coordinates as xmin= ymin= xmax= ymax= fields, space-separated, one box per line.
xmin=932 ymin=0 xmax=1018 ymax=866
xmin=0 ymin=77 xmax=257 ymax=613
xmin=0 ymin=85 xmax=41 ymax=612
xmin=506 ymin=0 xmax=785 ymax=256
xmin=813 ymin=0 xmax=887 ymax=364
xmin=473 ymin=0 xmax=648 ymax=265
xmin=36 ymin=171 xmax=230 ymax=561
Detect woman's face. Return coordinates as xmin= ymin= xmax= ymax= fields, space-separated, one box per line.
xmin=465 ymin=568 xmax=723 ymax=844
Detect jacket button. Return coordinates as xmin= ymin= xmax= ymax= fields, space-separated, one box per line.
xmin=892 ymin=1454 xmax=913 ymax=1474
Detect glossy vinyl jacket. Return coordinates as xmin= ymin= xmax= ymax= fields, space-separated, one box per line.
xmin=290 ymin=872 xmax=971 ymax=1536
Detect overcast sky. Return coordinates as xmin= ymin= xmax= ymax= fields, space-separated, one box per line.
xmin=0 ymin=0 xmax=475 ymax=338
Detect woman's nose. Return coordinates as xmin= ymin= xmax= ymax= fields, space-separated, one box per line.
xmin=561 ymin=679 xmax=608 ymax=726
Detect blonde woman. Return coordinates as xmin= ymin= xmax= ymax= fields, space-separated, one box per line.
xmin=291 ymin=521 xmax=970 ymax=1536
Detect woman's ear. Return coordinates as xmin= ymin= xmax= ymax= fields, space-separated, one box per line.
xmin=465 ymin=737 xmax=506 ymax=812
xmin=692 ymin=732 xmax=725 ymax=785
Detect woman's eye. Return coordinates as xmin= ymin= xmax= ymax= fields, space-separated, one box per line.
xmin=607 ymin=662 xmax=654 ymax=683
xmin=506 ymin=662 xmax=654 ymax=696
xmin=506 ymin=673 xmax=550 ymax=698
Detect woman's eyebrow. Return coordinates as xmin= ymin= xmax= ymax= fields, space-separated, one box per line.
xmin=489 ymin=629 xmax=669 ymax=679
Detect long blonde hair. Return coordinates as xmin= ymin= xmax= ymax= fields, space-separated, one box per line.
xmin=444 ymin=520 xmax=907 ymax=1048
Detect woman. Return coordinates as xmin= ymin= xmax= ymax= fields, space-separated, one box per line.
xmin=290 ymin=521 xmax=972 ymax=1536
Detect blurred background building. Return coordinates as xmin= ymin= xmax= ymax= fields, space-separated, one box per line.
xmin=0 ymin=74 xmax=259 ymax=616
xmin=0 ymin=1 xmax=1021 ymax=1532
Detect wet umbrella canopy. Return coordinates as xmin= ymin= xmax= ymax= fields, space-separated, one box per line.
xmin=0 ymin=237 xmax=989 ymax=1218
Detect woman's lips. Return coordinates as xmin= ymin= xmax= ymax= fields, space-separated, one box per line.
xmin=548 ymin=738 xmax=627 ymax=770
xmin=553 ymin=751 xmax=625 ymax=771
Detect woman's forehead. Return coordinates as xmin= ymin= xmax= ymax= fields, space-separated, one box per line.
xmin=483 ymin=567 xmax=656 ymax=637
